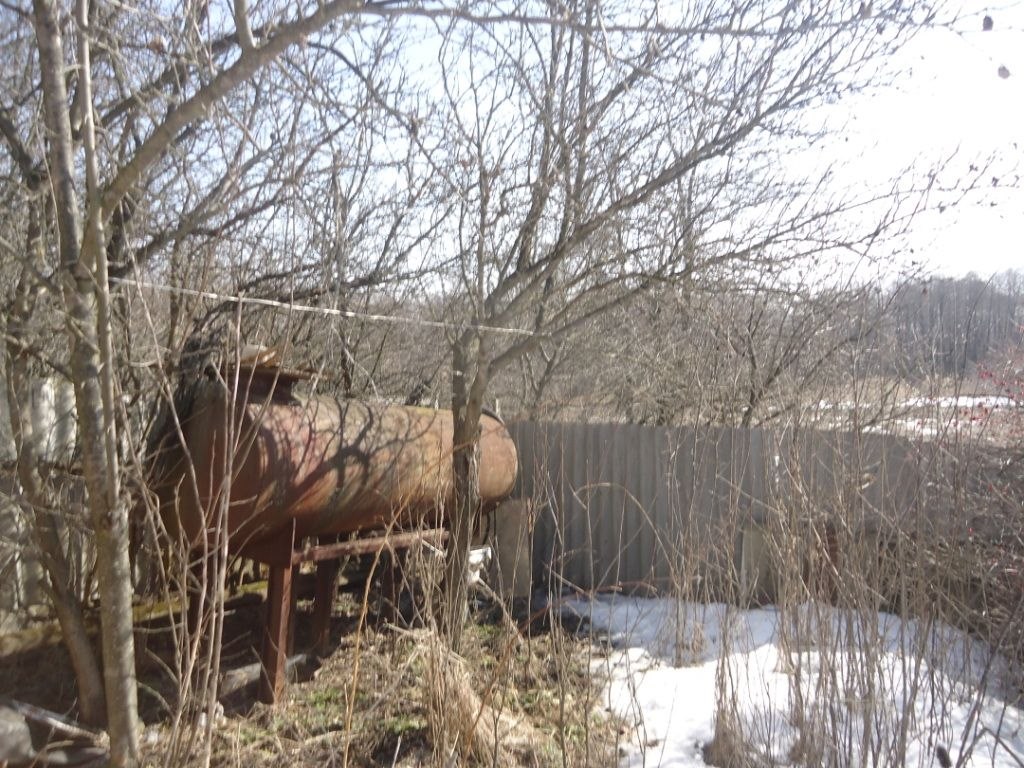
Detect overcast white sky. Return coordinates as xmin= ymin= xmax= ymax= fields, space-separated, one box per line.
xmin=848 ymin=2 xmax=1024 ymax=278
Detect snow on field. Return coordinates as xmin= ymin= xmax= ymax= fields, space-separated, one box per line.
xmin=814 ymin=393 xmax=1022 ymax=441
xmin=900 ymin=396 xmax=1019 ymax=411
xmin=562 ymin=597 xmax=1024 ymax=767
xmin=815 ymin=396 xmax=1019 ymax=413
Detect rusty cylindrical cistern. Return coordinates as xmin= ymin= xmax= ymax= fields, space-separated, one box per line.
xmin=148 ymin=352 xmax=518 ymax=553
xmin=145 ymin=348 xmax=519 ymax=702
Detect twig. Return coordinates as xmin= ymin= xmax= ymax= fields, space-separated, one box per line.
xmin=981 ymin=725 xmax=1024 ymax=768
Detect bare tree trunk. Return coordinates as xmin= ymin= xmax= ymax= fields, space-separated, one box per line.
xmin=4 ymin=230 xmax=106 ymax=726
xmin=442 ymin=332 xmax=489 ymax=651
xmin=77 ymin=0 xmax=141 ymax=757
xmin=4 ymin=204 xmax=106 ymax=729
xmin=32 ymin=0 xmax=139 ymax=761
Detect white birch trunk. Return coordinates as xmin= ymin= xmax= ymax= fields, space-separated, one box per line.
xmin=31 ymin=0 xmax=139 ymax=761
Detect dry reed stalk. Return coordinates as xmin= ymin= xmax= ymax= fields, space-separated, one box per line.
xmin=423 ymin=630 xmax=522 ymax=767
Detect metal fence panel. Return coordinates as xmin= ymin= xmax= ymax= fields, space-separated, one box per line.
xmin=508 ymin=421 xmax=931 ymax=597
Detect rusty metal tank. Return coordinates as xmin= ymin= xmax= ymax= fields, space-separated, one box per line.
xmin=149 ymin=364 xmax=518 ymax=551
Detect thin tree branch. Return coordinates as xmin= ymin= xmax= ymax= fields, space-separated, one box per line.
xmin=100 ymin=0 xmax=377 ymax=220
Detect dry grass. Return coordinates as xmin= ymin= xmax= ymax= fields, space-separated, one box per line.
xmin=130 ymin=596 xmax=618 ymax=768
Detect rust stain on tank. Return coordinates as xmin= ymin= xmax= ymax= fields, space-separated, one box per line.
xmin=150 ymin=368 xmax=517 ymax=550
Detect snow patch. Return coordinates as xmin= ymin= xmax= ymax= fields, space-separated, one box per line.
xmin=564 ymin=597 xmax=1024 ymax=767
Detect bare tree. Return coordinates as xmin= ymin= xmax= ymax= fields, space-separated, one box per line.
xmin=398 ymin=0 xmax=944 ymax=647
xmin=2 ymin=0 xmax=430 ymax=762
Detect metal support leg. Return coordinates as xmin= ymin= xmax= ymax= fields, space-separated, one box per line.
xmin=379 ymin=551 xmax=402 ymax=626
xmin=312 ymin=559 xmax=340 ymax=655
xmin=259 ymin=563 xmax=294 ymax=704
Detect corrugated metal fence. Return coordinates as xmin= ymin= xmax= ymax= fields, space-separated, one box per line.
xmin=1 ymin=408 xmax=949 ymax=627
xmin=507 ymin=421 xmax=947 ymax=598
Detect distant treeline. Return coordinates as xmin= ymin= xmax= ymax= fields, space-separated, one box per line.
xmin=886 ymin=272 xmax=1024 ymax=378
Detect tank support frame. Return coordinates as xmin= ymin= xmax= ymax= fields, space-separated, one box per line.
xmin=233 ymin=524 xmax=449 ymax=704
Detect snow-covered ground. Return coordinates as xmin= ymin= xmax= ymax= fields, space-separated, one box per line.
xmin=812 ymin=393 xmax=1023 ymax=443
xmin=816 ymin=396 xmax=1019 ymax=413
xmin=899 ymin=396 xmax=1018 ymax=411
xmin=562 ymin=597 xmax=1024 ymax=767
